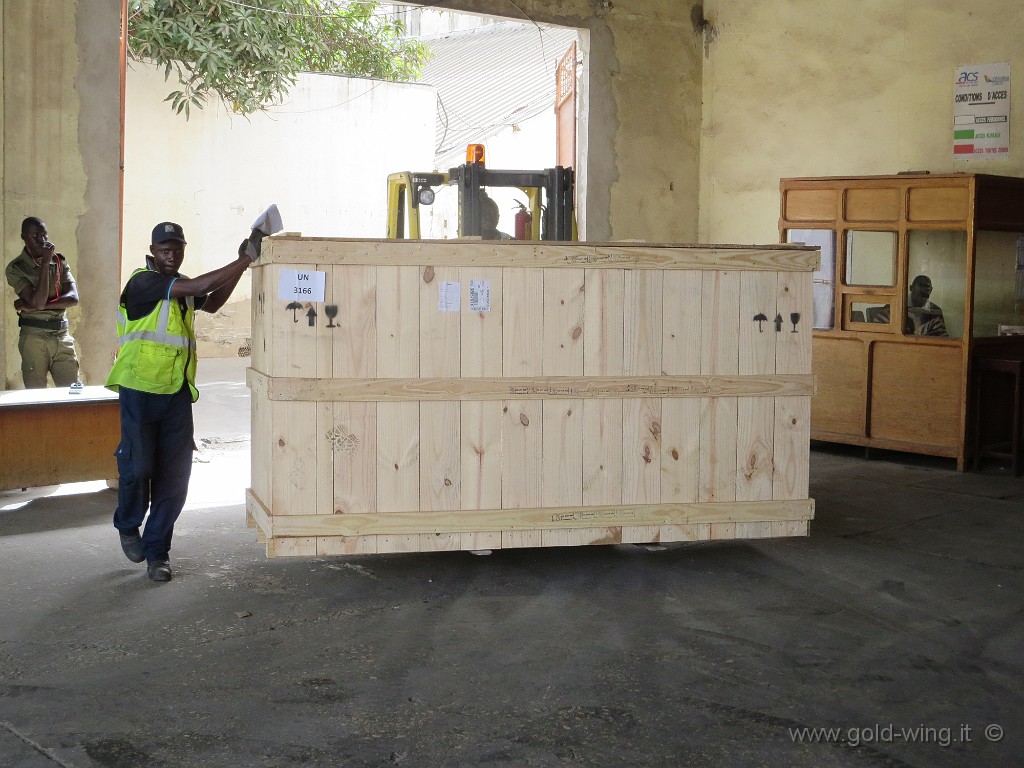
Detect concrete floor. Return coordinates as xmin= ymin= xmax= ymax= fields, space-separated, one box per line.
xmin=1 ymin=357 xmax=1021 ymax=767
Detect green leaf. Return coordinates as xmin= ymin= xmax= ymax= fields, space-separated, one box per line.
xmin=128 ymin=0 xmax=430 ymax=117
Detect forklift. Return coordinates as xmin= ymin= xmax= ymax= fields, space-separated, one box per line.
xmin=386 ymin=144 xmax=577 ymax=241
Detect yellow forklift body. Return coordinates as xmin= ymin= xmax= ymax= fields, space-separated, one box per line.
xmin=387 ymin=150 xmax=576 ymax=241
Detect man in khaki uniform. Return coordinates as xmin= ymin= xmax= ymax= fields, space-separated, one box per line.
xmin=5 ymin=216 xmax=80 ymax=388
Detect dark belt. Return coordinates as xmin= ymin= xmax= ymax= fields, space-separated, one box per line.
xmin=18 ymin=316 xmax=68 ymax=331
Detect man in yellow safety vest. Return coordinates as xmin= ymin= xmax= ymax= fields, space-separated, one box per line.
xmin=106 ymin=222 xmax=254 ymax=582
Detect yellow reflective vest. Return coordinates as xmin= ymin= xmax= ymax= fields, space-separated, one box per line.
xmin=105 ymin=267 xmax=199 ymax=401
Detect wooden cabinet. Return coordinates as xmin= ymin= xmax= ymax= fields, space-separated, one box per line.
xmin=246 ymin=237 xmax=818 ymax=557
xmin=779 ymin=173 xmax=1024 ymax=469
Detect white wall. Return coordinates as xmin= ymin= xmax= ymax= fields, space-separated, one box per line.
xmin=123 ymin=64 xmax=436 ymax=291
xmin=406 ymin=7 xmax=497 ymax=36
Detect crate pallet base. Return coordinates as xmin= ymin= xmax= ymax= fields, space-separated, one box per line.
xmin=245 ymin=488 xmax=812 ymax=557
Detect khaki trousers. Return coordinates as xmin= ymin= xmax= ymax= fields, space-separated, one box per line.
xmin=18 ymin=328 xmax=80 ymax=388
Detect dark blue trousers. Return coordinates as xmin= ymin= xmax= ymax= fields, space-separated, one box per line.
xmin=113 ymin=384 xmax=194 ymax=563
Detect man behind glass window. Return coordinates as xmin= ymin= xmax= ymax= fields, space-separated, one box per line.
xmin=905 ymin=275 xmax=947 ymax=336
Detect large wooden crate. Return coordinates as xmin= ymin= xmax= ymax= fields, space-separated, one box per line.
xmin=246 ymin=237 xmax=818 ymax=557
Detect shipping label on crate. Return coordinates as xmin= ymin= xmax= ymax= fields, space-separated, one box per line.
xmin=438 ymin=281 xmax=461 ymax=312
xmin=469 ymin=280 xmax=491 ymax=311
xmin=278 ymin=269 xmax=326 ymax=302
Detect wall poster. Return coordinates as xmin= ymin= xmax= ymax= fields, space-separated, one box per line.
xmin=953 ymin=62 xmax=1010 ymax=159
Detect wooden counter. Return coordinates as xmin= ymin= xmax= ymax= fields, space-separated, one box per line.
xmin=0 ymin=385 xmax=119 ymax=490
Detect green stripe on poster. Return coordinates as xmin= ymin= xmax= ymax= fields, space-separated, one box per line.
xmin=953 ymin=129 xmax=975 ymax=139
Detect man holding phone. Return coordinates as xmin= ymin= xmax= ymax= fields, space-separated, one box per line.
xmin=5 ymin=216 xmax=80 ymax=388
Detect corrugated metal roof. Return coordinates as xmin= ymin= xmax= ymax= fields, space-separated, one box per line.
xmin=420 ymin=21 xmax=578 ymax=171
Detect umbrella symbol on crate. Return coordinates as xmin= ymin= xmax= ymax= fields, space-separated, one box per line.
xmin=285 ymin=301 xmax=303 ymax=322
xmin=753 ymin=313 xmax=768 ymax=332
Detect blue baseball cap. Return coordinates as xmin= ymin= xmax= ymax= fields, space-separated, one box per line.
xmin=151 ymin=221 xmax=187 ymax=245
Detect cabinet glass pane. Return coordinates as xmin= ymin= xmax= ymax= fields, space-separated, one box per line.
xmin=787 ymin=228 xmax=835 ymax=329
xmin=845 ymin=230 xmax=895 ymax=286
xmin=905 ymin=230 xmax=966 ymax=339
xmin=850 ymin=301 xmax=892 ymax=325
xmin=973 ymin=230 xmax=1024 ymax=337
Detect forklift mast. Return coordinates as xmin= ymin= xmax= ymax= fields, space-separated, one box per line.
xmin=386 ymin=171 xmax=446 ymax=239
xmin=387 ymin=145 xmax=576 ymax=241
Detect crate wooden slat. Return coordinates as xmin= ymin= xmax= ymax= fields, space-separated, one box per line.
xmin=247 ymin=237 xmax=818 ymax=556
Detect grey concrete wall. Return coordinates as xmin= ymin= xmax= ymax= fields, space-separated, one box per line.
xmin=0 ymin=2 xmax=6 ymax=385
xmin=75 ymin=0 xmax=121 ymax=383
xmin=1 ymin=0 xmax=120 ymax=388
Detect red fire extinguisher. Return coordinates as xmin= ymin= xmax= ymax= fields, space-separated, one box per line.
xmin=514 ymin=201 xmax=532 ymax=240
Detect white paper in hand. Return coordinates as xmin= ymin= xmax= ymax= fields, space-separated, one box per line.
xmin=245 ymin=204 xmax=284 ymax=261
xmin=251 ymin=204 xmax=284 ymax=236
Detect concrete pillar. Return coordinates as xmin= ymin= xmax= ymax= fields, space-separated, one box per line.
xmin=2 ymin=0 xmax=120 ymax=388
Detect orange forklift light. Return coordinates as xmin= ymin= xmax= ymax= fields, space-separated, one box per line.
xmin=466 ymin=144 xmax=486 ymax=164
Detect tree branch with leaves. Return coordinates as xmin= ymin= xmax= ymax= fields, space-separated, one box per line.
xmin=127 ymin=0 xmax=430 ymax=117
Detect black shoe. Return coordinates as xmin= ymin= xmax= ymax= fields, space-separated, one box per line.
xmin=119 ymin=532 xmax=145 ymax=563
xmin=147 ymin=560 xmax=172 ymax=582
